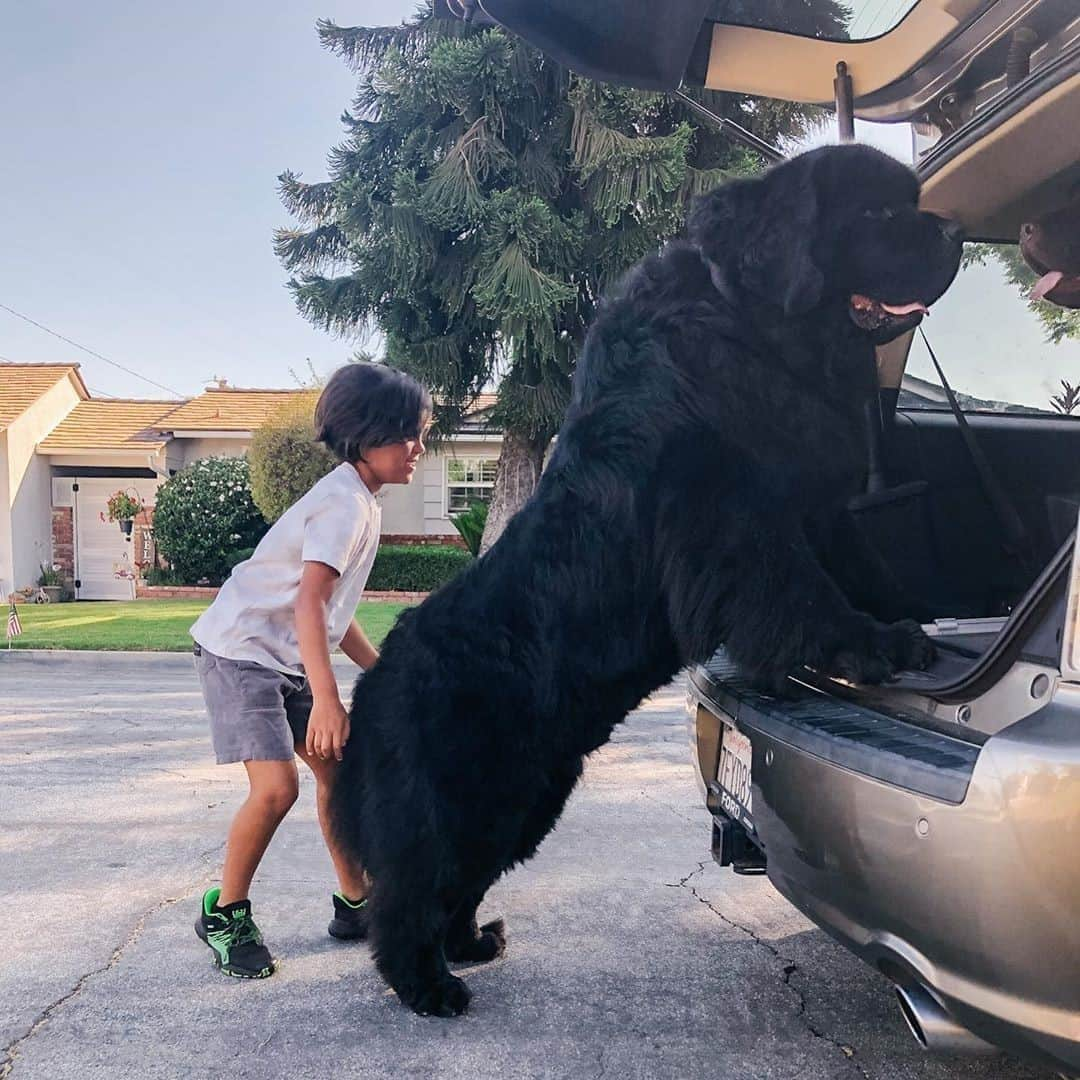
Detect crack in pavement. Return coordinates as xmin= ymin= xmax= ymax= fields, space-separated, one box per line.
xmin=593 ymin=1042 xmax=608 ymax=1080
xmin=664 ymin=862 xmax=707 ymax=889
xmin=641 ymin=791 xmax=699 ymax=826
xmin=0 ymin=844 xmax=226 ymax=1080
xmin=672 ymin=861 xmax=871 ymax=1080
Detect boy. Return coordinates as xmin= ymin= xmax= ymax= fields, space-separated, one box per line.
xmin=190 ymin=362 xmax=431 ymax=978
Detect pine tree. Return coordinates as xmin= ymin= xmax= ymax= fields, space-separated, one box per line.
xmin=277 ymin=5 xmax=836 ymax=548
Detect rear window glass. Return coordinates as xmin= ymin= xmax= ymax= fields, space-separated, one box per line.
xmin=708 ymin=0 xmax=921 ymax=42
xmin=901 ymin=243 xmax=1080 ymax=417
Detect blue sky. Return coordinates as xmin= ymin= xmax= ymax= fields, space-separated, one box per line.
xmin=3 ymin=4 xmax=1077 ymax=410
xmin=1 ymin=0 xmax=415 ymax=399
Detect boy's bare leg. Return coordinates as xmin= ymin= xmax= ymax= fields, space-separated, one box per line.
xmin=295 ymin=744 xmax=369 ymax=900
xmin=218 ymin=759 xmax=300 ymax=905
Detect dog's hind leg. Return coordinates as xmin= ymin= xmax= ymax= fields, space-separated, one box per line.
xmin=442 ymin=763 xmax=582 ymax=969
xmin=510 ymin=759 xmax=584 ymax=864
xmin=444 ymin=886 xmax=506 ymax=964
xmin=369 ymin=884 xmax=469 ymax=1017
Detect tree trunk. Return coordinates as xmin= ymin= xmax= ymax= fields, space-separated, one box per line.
xmin=479 ymin=428 xmax=549 ymax=554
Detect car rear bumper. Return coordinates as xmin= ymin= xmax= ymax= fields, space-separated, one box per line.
xmin=690 ymin=658 xmax=1080 ymax=1072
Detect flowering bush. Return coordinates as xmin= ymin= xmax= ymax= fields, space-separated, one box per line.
xmin=106 ymin=490 xmax=142 ymax=522
xmin=151 ymin=457 xmax=268 ymax=584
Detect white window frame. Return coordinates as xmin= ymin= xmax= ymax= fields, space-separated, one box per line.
xmin=444 ymin=455 xmax=498 ymax=518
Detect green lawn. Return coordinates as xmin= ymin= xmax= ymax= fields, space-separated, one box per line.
xmin=6 ymin=600 xmax=413 ymax=652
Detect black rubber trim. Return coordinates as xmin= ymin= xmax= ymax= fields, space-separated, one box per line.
xmin=683 ymin=21 xmax=712 ymax=86
xmin=902 ymin=530 xmax=1072 ymax=703
xmin=690 ymin=651 xmax=982 ymax=804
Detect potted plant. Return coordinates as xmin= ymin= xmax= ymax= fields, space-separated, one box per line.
xmin=37 ymin=563 xmax=66 ymax=603
xmin=106 ymin=490 xmax=142 ymax=536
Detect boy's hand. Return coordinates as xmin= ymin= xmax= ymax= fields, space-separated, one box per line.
xmin=307 ymin=694 xmax=350 ymax=761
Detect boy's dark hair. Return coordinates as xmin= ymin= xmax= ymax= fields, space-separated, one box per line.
xmin=315 ymin=363 xmax=432 ymax=463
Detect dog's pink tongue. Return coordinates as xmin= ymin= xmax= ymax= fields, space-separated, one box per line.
xmin=880 ymin=301 xmax=929 ymax=316
xmin=1031 ymin=270 xmax=1064 ymax=301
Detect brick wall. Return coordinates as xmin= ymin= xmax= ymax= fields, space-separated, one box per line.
xmin=135 ymin=584 xmax=219 ymax=600
xmin=51 ymin=508 xmax=74 ymax=588
xmin=135 ymin=583 xmax=428 ymax=603
xmin=381 ymin=534 xmax=466 ymax=549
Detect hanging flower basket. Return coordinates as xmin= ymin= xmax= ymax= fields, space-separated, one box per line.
xmin=106 ymin=490 xmax=143 ymax=536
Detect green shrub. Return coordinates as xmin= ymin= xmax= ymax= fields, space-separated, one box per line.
xmin=450 ymin=500 xmax=488 ymax=557
xmin=142 ymin=566 xmax=185 ymax=586
xmin=366 ymin=544 xmax=472 ymax=592
xmin=225 ymin=547 xmax=256 ymax=571
xmin=152 ymin=457 xmax=268 ymax=585
xmin=248 ymin=393 xmax=337 ymax=522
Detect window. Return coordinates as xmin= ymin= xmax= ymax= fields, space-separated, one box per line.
xmin=446 ymin=457 xmax=498 ymax=514
xmin=900 ymin=243 xmax=1080 ymax=417
xmin=714 ymin=0 xmax=922 ymax=42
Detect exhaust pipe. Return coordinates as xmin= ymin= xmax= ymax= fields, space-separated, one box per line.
xmin=895 ymin=984 xmax=998 ymax=1055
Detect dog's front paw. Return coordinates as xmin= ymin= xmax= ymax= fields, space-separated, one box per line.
xmin=831 ymin=644 xmax=894 ymax=686
xmin=880 ymin=618 xmax=935 ymax=671
xmin=832 ymin=618 xmax=935 ymax=684
xmin=408 ymin=974 xmax=471 ymax=1017
xmin=446 ymin=919 xmax=506 ymax=964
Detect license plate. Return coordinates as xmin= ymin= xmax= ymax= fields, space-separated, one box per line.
xmin=716 ymin=722 xmax=754 ymax=833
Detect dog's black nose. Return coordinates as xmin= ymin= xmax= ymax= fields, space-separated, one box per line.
xmin=941 ymin=218 xmax=965 ymax=244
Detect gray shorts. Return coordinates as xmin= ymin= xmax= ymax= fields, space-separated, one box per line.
xmin=194 ymin=644 xmax=312 ymax=764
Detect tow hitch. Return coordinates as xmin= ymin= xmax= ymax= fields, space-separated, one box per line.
xmin=708 ymin=782 xmax=766 ymax=875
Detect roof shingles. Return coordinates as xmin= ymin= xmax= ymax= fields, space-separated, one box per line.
xmin=159 ymin=389 xmax=311 ymax=432
xmin=0 ymin=363 xmax=87 ymax=429
xmin=38 ymin=399 xmax=182 ymax=453
xmin=158 ymin=387 xmax=497 ymax=434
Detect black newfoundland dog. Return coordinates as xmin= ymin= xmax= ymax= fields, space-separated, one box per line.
xmin=333 ymin=144 xmax=964 ymax=1017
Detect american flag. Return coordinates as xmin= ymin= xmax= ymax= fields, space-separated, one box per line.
xmin=6 ymin=599 xmax=21 ymax=642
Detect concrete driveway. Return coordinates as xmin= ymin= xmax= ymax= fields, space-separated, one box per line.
xmin=0 ymin=651 xmax=1055 ymax=1080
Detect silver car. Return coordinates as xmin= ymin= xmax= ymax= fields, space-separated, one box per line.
xmin=670 ymin=1 xmax=1080 ymax=1071
xmin=448 ymin=0 xmax=1080 ymax=1070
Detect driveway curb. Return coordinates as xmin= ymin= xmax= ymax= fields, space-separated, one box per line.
xmin=0 ymin=649 xmax=360 ymax=673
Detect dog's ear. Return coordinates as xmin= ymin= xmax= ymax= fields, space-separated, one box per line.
xmin=746 ymin=157 xmax=824 ymax=316
xmin=689 ymin=158 xmax=824 ymax=316
xmin=774 ymin=236 xmax=824 ymax=316
xmin=687 ymin=177 xmax=763 ymax=270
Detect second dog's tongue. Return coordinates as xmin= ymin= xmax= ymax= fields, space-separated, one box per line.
xmin=880 ymin=300 xmax=928 ymax=316
xmin=1031 ymin=270 xmax=1064 ymax=301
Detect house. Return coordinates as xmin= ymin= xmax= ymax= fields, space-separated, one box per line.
xmin=0 ymin=364 xmax=90 ymax=598
xmin=151 ymin=384 xmax=502 ymax=545
xmin=0 ymin=362 xmax=503 ymax=601
xmin=39 ymin=397 xmax=184 ymax=600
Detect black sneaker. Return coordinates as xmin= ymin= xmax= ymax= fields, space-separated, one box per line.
xmin=328 ymin=892 xmax=369 ymax=941
xmin=195 ymin=887 xmax=275 ymax=979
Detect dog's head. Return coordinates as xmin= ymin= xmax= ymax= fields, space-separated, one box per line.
xmin=688 ymin=144 xmax=964 ymax=343
xmin=1021 ymin=195 xmax=1080 ymax=309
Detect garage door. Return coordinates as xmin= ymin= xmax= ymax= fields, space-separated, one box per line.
xmin=73 ymin=478 xmax=160 ymax=600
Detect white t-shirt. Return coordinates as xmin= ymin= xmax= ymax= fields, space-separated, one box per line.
xmin=190 ymin=462 xmax=381 ymax=675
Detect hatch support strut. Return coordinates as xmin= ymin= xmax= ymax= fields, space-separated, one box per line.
xmin=833 ymin=60 xmax=887 ymax=492
xmin=834 ymin=61 xmax=855 ymax=142
xmin=672 ymin=89 xmax=784 ymax=163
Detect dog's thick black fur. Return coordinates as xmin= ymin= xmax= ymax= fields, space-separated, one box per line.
xmin=332 ymin=145 xmax=964 ymax=1017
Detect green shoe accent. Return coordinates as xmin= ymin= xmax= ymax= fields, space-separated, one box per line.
xmin=329 ymin=891 xmax=370 ymax=941
xmin=333 ymin=891 xmax=368 ymax=910
xmin=196 ymin=890 xmax=274 ymax=978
